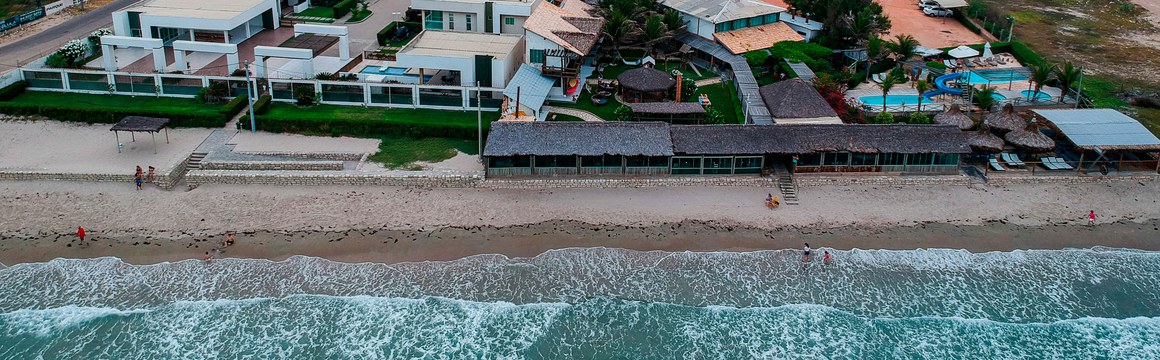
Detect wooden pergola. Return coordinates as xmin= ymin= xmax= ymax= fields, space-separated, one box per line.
xmin=110 ymin=116 xmax=170 ymax=154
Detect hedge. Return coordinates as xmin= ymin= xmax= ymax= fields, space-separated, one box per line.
xmin=219 ymin=94 xmax=248 ymax=115
xmin=253 ymin=95 xmax=272 ymax=115
xmin=333 ymin=0 xmax=356 ymax=18
xmin=377 ymin=23 xmax=396 ymax=46
xmin=0 ymin=80 xmax=28 ymax=101
xmin=0 ymin=103 xmax=229 ymax=127
xmin=242 ymin=115 xmax=488 ymax=140
xmin=1009 ymin=41 xmax=1044 ymax=66
xmin=312 ymin=0 xmax=342 ymax=6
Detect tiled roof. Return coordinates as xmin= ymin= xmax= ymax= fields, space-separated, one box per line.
xmin=713 ymin=22 xmax=803 ymax=55
xmin=524 ymin=0 xmax=603 ymax=56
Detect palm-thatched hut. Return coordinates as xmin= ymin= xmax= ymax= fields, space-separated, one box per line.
xmin=618 ymin=67 xmax=676 ymax=103
xmin=966 ymin=124 xmax=1004 ymax=153
xmin=1004 ymin=120 xmax=1056 ymax=153
xmin=984 ymin=104 xmax=1023 ymax=133
xmin=935 ymin=104 xmax=974 ymax=130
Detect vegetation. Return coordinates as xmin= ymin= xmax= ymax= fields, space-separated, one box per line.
xmin=196 ymin=82 xmax=231 ymax=104
xmin=914 ymin=80 xmax=931 ymax=113
xmin=697 ymin=82 xmax=741 ymax=124
xmin=1028 ymin=62 xmax=1057 ymax=101
xmin=295 ymin=7 xmax=335 ymax=18
xmin=0 ymin=92 xmax=229 ymax=127
xmin=253 ymin=95 xmax=273 ymax=115
xmin=377 ymin=22 xmax=420 ymax=46
xmin=614 ymin=105 xmax=633 ymax=121
xmin=886 ymin=35 xmax=919 ymax=61
xmin=368 ymin=136 xmax=477 ymax=169
xmin=0 ymin=80 xmax=28 ymax=101
xmin=814 ymin=75 xmax=862 ymax=123
xmin=876 ymin=68 xmax=903 ymax=111
xmin=783 ymin=0 xmax=891 ymax=47
xmin=219 ymin=95 xmax=249 ymax=116
xmin=294 ymin=86 xmax=316 ymax=106
xmin=596 ymin=0 xmax=683 ymax=54
xmin=871 ymin=111 xmax=894 ymax=124
xmin=245 ymin=103 xmax=496 ymax=140
xmin=973 ymin=86 xmax=998 ymax=115
xmin=347 ymin=1 xmax=372 ymax=22
xmin=906 ymin=112 xmax=933 ymax=124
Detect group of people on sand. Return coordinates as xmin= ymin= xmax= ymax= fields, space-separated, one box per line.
xmin=203 ymin=232 xmax=237 ymax=262
xmin=802 ymin=243 xmax=832 ymax=266
xmin=133 ymin=165 xmax=156 ymax=190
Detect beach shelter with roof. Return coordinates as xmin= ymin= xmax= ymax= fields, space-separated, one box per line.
xmin=1004 ymin=120 xmax=1056 ymax=153
xmin=618 ymin=67 xmax=677 ymax=103
xmin=1032 ymin=109 xmax=1160 ymax=173
xmin=110 ymin=116 xmax=170 ymax=154
xmin=758 ymin=79 xmax=841 ymax=124
xmin=935 ymin=105 xmax=974 ymax=130
xmin=984 ymin=104 xmax=1024 ymax=133
xmin=948 ymin=45 xmax=980 ymax=59
xmin=626 ymin=102 xmax=707 ymax=124
xmin=967 ymin=125 xmax=1005 ymax=153
xmin=483 ymin=121 xmax=674 ymax=176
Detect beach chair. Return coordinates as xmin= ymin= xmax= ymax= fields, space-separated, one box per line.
xmin=1040 ymin=157 xmax=1061 ymax=170
xmin=1000 ymin=153 xmax=1023 ymax=167
xmin=986 ymin=57 xmax=999 ymax=66
xmin=871 ymin=73 xmax=884 ymax=83
xmin=1051 ymin=157 xmax=1074 ymax=170
xmin=989 ymin=157 xmax=1006 ymax=171
xmin=943 ymin=59 xmax=957 ymax=69
xmin=1009 ymin=153 xmax=1027 ymax=166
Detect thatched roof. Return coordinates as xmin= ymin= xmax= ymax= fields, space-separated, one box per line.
xmin=759 ymin=79 xmax=839 ymax=120
xmin=618 ymin=67 xmax=676 ymax=92
xmin=935 ymin=104 xmax=974 ymax=130
xmin=670 ymin=124 xmax=970 ymax=155
xmin=626 ymin=102 xmax=706 ymax=114
xmin=110 ymin=116 xmax=169 ymax=132
xmin=483 ymin=121 xmax=674 ymax=157
xmin=966 ymin=125 xmax=1004 ymax=153
xmin=1004 ymin=123 xmax=1056 ymax=152
xmin=983 ymin=104 xmax=1023 ymax=133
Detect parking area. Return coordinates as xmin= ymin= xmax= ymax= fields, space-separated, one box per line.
xmin=878 ymin=0 xmax=986 ymax=48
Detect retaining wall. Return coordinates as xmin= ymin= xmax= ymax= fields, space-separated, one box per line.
xmin=199 ymin=161 xmax=345 ymax=171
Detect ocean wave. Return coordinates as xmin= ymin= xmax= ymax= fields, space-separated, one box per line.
xmin=1 ymin=296 xmax=1158 ymax=359
xmin=1 ymin=247 xmax=1159 ymax=324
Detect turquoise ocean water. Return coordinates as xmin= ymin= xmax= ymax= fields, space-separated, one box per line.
xmin=1 ymin=247 xmax=1159 ymax=358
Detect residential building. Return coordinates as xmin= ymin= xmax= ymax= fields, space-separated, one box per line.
xmin=111 ymin=0 xmax=281 ymax=44
xmin=411 ymin=0 xmax=541 ymax=35
xmin=762 ymin=0 xmax=823 ymax=41
xmin=522 ymin=0 xmax=603 ymax=100
xmin=394 ymin=30 xmax=525 ymax=87
xmin=662 ymin=0 xmax=804 ymax=54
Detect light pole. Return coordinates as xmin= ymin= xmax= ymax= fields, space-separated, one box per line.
xmin=245 ymin=60 xmax=256 ymax=133
xmin=476 ymin=81 xmax=482 ymax=158
xmin=1006 ymin=16 xmax=1015 ymax=42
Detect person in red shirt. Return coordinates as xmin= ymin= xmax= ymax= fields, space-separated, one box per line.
xmin=77 ymin=227 xmax=86 ymax=243
xmin=823 ymin=251 xmax=832 ymax=265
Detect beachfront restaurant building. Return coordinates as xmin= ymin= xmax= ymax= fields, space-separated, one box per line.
xmin=1032 ymin=109 xmax=1160 ymax=174
xmin=483 ymin=122 xmax=970 ymax=177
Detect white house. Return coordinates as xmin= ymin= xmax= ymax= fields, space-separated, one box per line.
xmin=111 ymin=0 xmax=281 ymax=44
xmin=662 ymin=0 xmax=785 ymax=39
xmin=522 ymin=0 xmax=603 ymax=100
xmin=411 ymin=0 xmax=541 ymax=35
xmin=761 ymin=0 xmax=823 ymax=41
xmin=394 ymin=30 xmax=525 ymax=87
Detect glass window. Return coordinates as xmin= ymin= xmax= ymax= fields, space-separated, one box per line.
xmin=466 ymin=14 xmax=472 ymax=31
xmin=934 ymin=153 xmax=960 ymax=166
xmin=734 ymin=156 xmax=763 ymax=174
xmin=879 ymin=153 xmax=904 ymax=166
xmin=765 ymin=14 xmax=778 ymax=24
xmin=581 ymin=155 xmax=622 ymax=167
xmin=535 ymin=155 xmax=576 ymax=168
xmin=529 ymin=49 xmax=545 ymax=64
xmin=716 ymin=23 xmax=726 ymax=32
xmin=851 ymin=153 xmax=877 ymax=166
xmin=626 ymin=156 xmax=668 ymax=167
xmin=798 ymin=153 xmax=822 ymax=166
xmin=733 ymin=19 xmax=746 ymax=29
xmin=504 ymin=17 xmax=515 ymax=26
xmin=749 ymin=16 xmax=763 ymax=27
xmin=703 ymin=157 xmax=733 ymax=174
xmin=671 ymin=157 xmax=701 ymax=174
xmin=488 ymin=156 xmax=530 ymax=168
xmin=824 ymin=153 xmax=849 ymax=166
xmin=907 ymin=153 xmax=934 ymax=166
xmin=424 ymin=11 xmax=444 ymax=30
xmin=448 ymin=14 xmax=455 ymax=30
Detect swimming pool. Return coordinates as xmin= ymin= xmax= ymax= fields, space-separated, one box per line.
xmin=859 ymin=95 xmax=932 ymax=106
xmin=360 ymin=65 xmax=410 ymax=75
xmin=960 ymin=71 xmax=1028 ymax=85
xmin=991 ymin=93 xmax=1007 ymax=100
xmin=1021 ymin=90 xmax=1052 ymax=100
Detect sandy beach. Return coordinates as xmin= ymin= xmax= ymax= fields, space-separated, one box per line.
xmin=1 ymin=178 xmax=1158 ymax=264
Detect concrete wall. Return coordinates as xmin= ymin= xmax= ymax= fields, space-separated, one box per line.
xmin=125 ymin=0 xmax=278 ymax=41
xmin=413 ymin=0 xmax=535 ymax=34
xmin=679 ymin=12 xmax=715 ymax=39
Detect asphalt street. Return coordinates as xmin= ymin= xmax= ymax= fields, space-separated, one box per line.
xmin=0 ymin=0 xmax=137 ymax=71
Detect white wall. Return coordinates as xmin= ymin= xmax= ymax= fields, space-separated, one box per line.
xmin=112 ymin=11 xmax=130 ymax=36
xmin=413 ymin=0 xmax=534 ymax=34
xmin=133 ymin=0 xmax=277 ymax=41
xmin=523 ymin=31 xmax=561 ymax=64
xmin=679 ymin=12 xmax=715 ymax=39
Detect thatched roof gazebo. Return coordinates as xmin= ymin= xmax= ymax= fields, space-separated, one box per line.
xmin=618 ymin=67 xmax=676 ymax=103
xmin=966 ymin=124 xmax=1004 ymax=153
xmin=935 ymin=104 xmax=974 ymax=130
xmin=984 ymin=104 xmax=1023 ymax=133
xmin=1005 ymin=120 xmax=1056 ymax=153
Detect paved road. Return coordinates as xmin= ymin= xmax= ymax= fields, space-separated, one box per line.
xmin=0 ymin=0 xmax=138 ymax=71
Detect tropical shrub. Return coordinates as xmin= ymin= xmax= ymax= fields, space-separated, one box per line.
xmin=906 ymin=112 xmax=933 ymax=124
xmin=871 ymin=111 xmax=895 ymax=124
xmin=294 ymin=85 xmax=317 ymax=106
xmin=614 ymin=104 xmax=632 ymax=121
xmin=0 ymin=81 xmax=28 ymax=101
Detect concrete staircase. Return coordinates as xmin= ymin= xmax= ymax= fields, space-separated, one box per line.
xmin=187 ymin=152 xmax=207 ymax=170
xmin=777 ymin=174 xmax=799 ymax=205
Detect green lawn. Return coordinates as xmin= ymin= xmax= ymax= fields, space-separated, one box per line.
xmin=654 ymin=62 xmax=715 ymax=81
xmin=260 ymin=103 xmax=490 ymax=124
xmin=295 ymin=7 xmax=335 ymax=18
xmin=560 ymin=90 xmax=621 ymax=121
xmin=5 ymin=91 xmax=221 ymax=115
xmin=696 ymin=82 xmax=743 ymax=124
xmin=368 ymin=136 xmax=477 ymax=169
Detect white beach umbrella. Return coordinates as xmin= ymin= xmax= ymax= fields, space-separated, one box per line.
xmin=948 ymin=45 xmax=980 ymax=59
xmin=982 ymin=42 xmax=994 ymax=59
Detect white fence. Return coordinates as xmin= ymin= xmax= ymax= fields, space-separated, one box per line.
xmin=15 ymin=68 xmax=504 ymax=111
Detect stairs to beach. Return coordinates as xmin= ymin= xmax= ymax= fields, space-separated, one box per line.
xmin=778 ymin=174 xmax=799 ymax=205
xmin=186 ymin=152 xmax=207 ymax=170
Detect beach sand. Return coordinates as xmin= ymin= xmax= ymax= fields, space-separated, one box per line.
xmin=1 ymin=179 xmax=1158 ymax=265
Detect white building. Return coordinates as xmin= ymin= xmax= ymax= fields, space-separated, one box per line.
xmin=662 ymin=0 xmax=785 ymax=39
xmin=411 ymin=0 xmax=541 ymax=35
xmin=111 ymin=0 xmax=281 ymax=44
xmin=522 ymin=0 xmax=602 ymax=100
xmin=394 ymin=30 xmax=525 ymax=87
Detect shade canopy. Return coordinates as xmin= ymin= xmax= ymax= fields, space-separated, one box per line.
xmin=984 ymin=104 xmax=1023 ymax=133
xmin=935 ymin=0 xmax=968 ymax=8
xmin=948 ymin=45 xmax=980 ymax=59
xmin=915 ymin=46 xmax=944 ymax=58
xmin=1005 ymin=125 xmax=1056 ymax=152
xmin=981 ymin=42 xmax=994 ymax=59
xmin=618 ymin=67 xmax=677 ymax=92
xmin=1032 ymin=109 xmax=1160 ymax=151
xmin=935 ymin=104 xmax=974 ymax=130
xmin=967 ymin=126 xmax=1005 ymax=153
xmin=110 ymin=116 xmax=170 ymax=132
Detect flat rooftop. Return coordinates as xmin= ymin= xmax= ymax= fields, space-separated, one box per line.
xmin=663 ymin=0 xmax=782 ymax=23
xmin=126 ymin=0 xmax=267 ymax=20
xmin=399 ymin=31 xmax=522 ymax=60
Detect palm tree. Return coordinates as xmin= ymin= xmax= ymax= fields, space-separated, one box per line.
xmin=914 ymin=80 xmax=931 ymax=112
xmin=886 ymin=34 xmax=919 ymax=61
xmin=601 ymin=9 xmax=637 ymax=51
xmin=863 ymin=35 xmax=884 ymax=82
xmin=973 ymin=86 xmax=998 ymax=116
xmin=1029 ymin=62 xmax=1058 ymax=101
xmin=878 ymin=69 xmax=902 ymax=111
xmin=1053 ymin=60 xmax=1082 ymax=99
xmin=662 ymin=10 xmax=686 ymax=33
xmin=639 ymin=15 xmax=672 ymax=53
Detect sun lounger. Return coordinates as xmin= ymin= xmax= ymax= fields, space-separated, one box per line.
xmin=989 ymin=157 xmax=1006 ymax=171
xmin=872 ymin=73 xmax=884 ymax=83
xmin=986 ymin=57 xmax=998 ymax=66
xmin=943 ymin=59 xmax=957 ymax=69
xmin=1040 ymin=157 xmax=1061 ymax=170
xmin=1051 ymin=157 xmax=1074 ymax=170
xmin=1009 ymin=153 xmax=1027 ymax=166
xmin=1000 ymin=153 xmax=1024 ymax=167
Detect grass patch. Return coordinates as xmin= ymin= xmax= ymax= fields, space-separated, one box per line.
xmin=251 ymin=103 xmax=495 ymax=139
xmin=368 ymin=136 xmax=477 ymax=169
xmin=697 ymin=82 xmax=742 ymax=124
xmin=347 ymin=10 xmax=373 ymax=23
xmin=5 ymin=91 xmax=221 ymax=114
xmin=295 ymin=7 xmax=335 ymax=18
xmin=654 ymin=62 xmax=714 ymax=81
xmin=557 ymin=90 xmax=620 ymax=121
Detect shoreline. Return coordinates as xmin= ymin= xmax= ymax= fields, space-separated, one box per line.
xmin=3 ymin=219 xmax=1158 ymax=265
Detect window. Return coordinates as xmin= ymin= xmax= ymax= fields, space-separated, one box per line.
xmin=448 ymin=14 xmax=455 ymax=30
xmin=907 ymin=153 xmax=934 ymax=166
xmin=466 ymin=14 xmax=472 ymax=31
xmin=716 ymin=23 xmax=727 ymax=32
xmin=749 ymin=16 xmax=763 ymax=27
xmin=626 ymin=156 xmax=668 ymax=167
xmin=879 ymin=153 xmax=905 ymax=166
xmin=734 ymin=156 xmax=763 ymax=174
xmin=703 ymin=157 xmax=733 ymax=174
xmin=671 ymin=157 xmax=701 ymax=174
xmin=765 ymin=14 xmax=778 ymax=24
xmin=529 ymin=49 xmax=545 ymax=64
xmin=424 ymin=11 xmax=444 ymax=30
xmin=534 ymin=155 xmax=576 ymax=168
xmin=581 ymin=155 xmax=622 ymax=167
xmin=504 ymin=16 xmax=515 ymax=26
xmin=488 ymin=156 xmax=531 ymax=168
xmin=732 ymin=19 xmax=746 ymax=30
xmin=851 ymin=153 xmax=877 ymax=166
xmin=824 ymin=153 xmax=849 ymax=166
xmin=798 ymin=153 xmax=823 ymax=166
xmin=934 ymin=153 xmax=960 ymax=166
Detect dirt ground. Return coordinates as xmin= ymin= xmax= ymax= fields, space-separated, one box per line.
xmin=878 ymin=0 xmax=988 ymax=48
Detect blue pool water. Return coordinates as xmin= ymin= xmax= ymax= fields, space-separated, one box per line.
xmin=860 ymin=95 xmax=931 ymax=106
xmin=4 ymin=248 xmax=1159 ymax=358
xmin=961 ymin=71 xmax=1029 ymax=85
xmin=992 ymin=93 xmax=1007 ymax=100
xmin=1022 ymin=90 xmax=1052 ymax=100
xmin=360 ymin=65 xmax=409 ymax=75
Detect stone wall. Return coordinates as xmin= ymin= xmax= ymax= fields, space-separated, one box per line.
xmin=795 ymin=175 xmax=971 ymax=188
xmin=233 ymin=152 xmax=366 ymax=161
xmin=0 ymin=159 xmax=187 ymax=190
xmin=986 ymin=174 xmax=1158 ymax=186
xmin=200 ymin=161 xmax=345 ymax=171
xmin=185 ymin=170 xmax=481 ymax=187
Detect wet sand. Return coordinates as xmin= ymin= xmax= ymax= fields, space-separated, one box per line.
xmin=3 ymin=219 xmax=1158 ymax=265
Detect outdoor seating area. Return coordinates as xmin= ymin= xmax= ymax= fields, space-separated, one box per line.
xmin=616 ymin=67 xmax=677 ymax=103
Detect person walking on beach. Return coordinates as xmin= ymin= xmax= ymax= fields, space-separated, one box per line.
xmin=823 ymin=251 xmax=832 ymax=265
xmin=203 ymin=251 xmax=213 ymax=262
xmin=1088 ymin=210 xmax=1096 ymax=226
xmin=77 ymin=226 xmax=86 ymax=244
xmin=803 ymin=243 xmax=811 ymax=263
xmin=146 ymin=166 xmax=155 ymax=183
xmin=135 ymin=175 xmax=143 ymax=190
xmin=135 ymin=166 xmax=143 ymax=179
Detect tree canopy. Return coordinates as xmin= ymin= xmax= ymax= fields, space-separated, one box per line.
xmin=784 ymin=0 xmax=891 ymax=47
